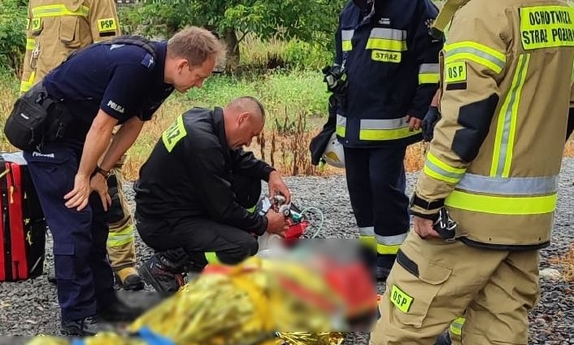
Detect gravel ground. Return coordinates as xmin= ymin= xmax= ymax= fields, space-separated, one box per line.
xmin=1 ymin=158 xmax=574 ymax=344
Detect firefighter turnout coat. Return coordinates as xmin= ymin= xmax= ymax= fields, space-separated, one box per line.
xmin=334 ymin=0 xmax=443 ymax=148
xmin=410 ymin=0 xmax=574 ymax=250
xmin=20 ymin=0 xmax=121 ymax=93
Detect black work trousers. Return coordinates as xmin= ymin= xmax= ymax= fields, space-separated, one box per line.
xmin=136 ymin=175 xmax=262 ymax=269
xmin=344 ymin=145 xmax=410 ymax=266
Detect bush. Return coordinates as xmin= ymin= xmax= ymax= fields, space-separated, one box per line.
xmin=283 ymin=39 xmax=333 ymax=70
xmin=0 ymin=0 xmax=27 ymax=76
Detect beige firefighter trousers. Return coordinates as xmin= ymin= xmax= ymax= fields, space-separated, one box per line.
xmin=370 ymin=231 xmax=540 ymax=345
xmin=106 ymin=163 xmax=138 ymax=282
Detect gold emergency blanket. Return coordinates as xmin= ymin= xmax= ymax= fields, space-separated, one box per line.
xmin=24 ymin=256 xmax=352 ymax=345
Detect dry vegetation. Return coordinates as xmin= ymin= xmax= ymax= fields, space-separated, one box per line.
xmin=3 ymin=79 xmax=574 ymax=180
xmin=550 ymin=244 xmax=574 ymax=282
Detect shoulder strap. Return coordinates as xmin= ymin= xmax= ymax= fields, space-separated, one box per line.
xmin=64 ymin=35 xmax=158 ymax=65
xmin=100 ymin=35 xmax=159 ymax=62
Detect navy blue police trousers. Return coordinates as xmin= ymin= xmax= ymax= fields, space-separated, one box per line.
xmin=24 ymin=141 xmax=115 ymax=321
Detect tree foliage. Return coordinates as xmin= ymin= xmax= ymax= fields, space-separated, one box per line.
xmin=119 ymin=0 xmax=347 ymax=70
xmin=0 ymin=0 xmax=27 ymax=75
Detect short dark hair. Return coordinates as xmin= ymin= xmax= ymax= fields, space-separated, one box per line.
xmin=236 ymin=96 xmax=265 ymax=118
xmin=167 ymin=26 xmax=225 ymax=67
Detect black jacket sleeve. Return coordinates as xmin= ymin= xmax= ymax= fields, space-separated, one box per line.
xmin=408 ymin=0 xmax=444 ymax=119
xmin=186 ymin=144 xmax=268 ymax=236
xmin=231 ymin=148 xmax=275 ymax=182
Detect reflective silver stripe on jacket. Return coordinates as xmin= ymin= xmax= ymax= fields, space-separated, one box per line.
xmin=369 ymin=28 xmax=407 ymax=40
xmin=457 ymin=173 xmax=558 ymax=196
xmin=359 ymin=226 xmax=407 ymax=245
xmin=360 ymin=117 xmax=409 ymax=130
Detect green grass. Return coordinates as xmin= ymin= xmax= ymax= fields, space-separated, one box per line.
xmin=0 ymin=68 xmax=333 ymax=178
xmin=178 ymin=70 xmax=330 ymax=128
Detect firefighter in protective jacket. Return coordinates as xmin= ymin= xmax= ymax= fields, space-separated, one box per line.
xmin=20 ymin=0 xmax=144 ymax=291
xmin=371 ymin=0 xmax=574 ymax=344
xmin=332 ymin=0 xmax=442 ymax=279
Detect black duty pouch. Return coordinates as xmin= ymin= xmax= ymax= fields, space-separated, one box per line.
xmin=4 ymin=85 xmax=70 ymax=151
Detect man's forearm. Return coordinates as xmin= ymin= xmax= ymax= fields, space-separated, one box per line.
xmin=99 ymin=117 xmax=144 ymax=171
xmin=78 ymin=119 xmax=115 ymax=178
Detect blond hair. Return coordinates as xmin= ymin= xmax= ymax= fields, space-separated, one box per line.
xmin=167 ymin=26 xmax=225 ymax=67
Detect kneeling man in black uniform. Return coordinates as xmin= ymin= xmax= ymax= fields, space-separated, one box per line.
xmin=134 ymin=96 xmax=291 ymax=292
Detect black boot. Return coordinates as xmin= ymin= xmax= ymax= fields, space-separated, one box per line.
xmin=60 ymin=316 xmax=99 ymax=336
xmin=98 ymin=293 xmax=148 ymax=323
xmin=376 ymin=254 xmax=396 ymax=281
xmin=118 ymin=272 xmax=145 ymax=291
xmin=138 ymin=252 xmax=186 ymax=294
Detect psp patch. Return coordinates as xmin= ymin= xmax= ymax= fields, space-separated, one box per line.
xmin=390 ymin=284 xmax=413 ymax=313
xmin=98 ymin=18 xmax=117 ymax=37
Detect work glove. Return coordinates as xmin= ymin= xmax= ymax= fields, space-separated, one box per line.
xmin=422 ymin=106 xmax=441 ymax=142
xmin=322 ymin=65 xmax=348 ymax=95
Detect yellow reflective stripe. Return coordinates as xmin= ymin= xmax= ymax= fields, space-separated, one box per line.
xmin=31 ymin=4 xmax=90 ymax=18
xmin=490 ymin=54 xmax=530 ymax=177
xmin=444 ymin=41 xmax=506 ymax=74
xmin=450 ymin=317 xmax=465 ymax=336
xmin=26 ymin=38 xmax=35 ymax=50
xmin=342 ymin=40 xmax=353 ymax=52
xmin=377 ymin=243 xmax=400 ymax=255
xmin=205 ymin=252 xmax=220 ymax=264
xmin=107 ymin=225 xmax=135 ymax=247
xmin=336 ymin=114 xmax=347 ymax=137
xmin=419 ymin=73 xmax=440 ymax=84
xmin=360 ymin=127 xmax=421 ymax=141
xmin=246 ymin=205 xmax=256 ymax=214
xmin=424 ymin=152 xmax=466 ymax=184
xmin=366 ymin=38 xmax=407 ymax=52
xmin=359 ymin=235 xmax=376 ymax=248
xmin=445 ymin=190 xmax=557 ymax=215
xmin=390 ymin=285 xmax=413 ymax=313
xmin=427 ymin=152 xmax=466 ymax=174
xmin=20 ymin=71 xmax=36 ymax=94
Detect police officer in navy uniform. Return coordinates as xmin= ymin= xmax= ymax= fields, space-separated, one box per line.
xmin=330 ymin=0 xmax=443 ymax=279
xmin=19 ymin=26 xmax=224 ymax=336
